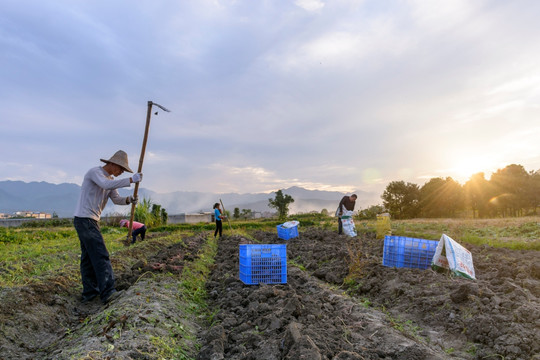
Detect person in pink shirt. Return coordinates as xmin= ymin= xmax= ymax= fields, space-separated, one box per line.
xmin=120 ymin=219 xmax=147 ymax=244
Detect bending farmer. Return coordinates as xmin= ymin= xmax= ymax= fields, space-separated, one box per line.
xmin=336 ymin=194 xmax=357 ymax=235
xmin=120 ymin=219 xmax=147 ymax=244
xmin=73 ymin=150 xmax=142 ymax=304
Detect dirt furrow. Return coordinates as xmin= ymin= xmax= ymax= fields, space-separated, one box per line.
xmin=198 ymin=233 xmax=450 ymax=359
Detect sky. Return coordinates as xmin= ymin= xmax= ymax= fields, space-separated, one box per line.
xmin=1 ymin=0 xmax=539 ymax=198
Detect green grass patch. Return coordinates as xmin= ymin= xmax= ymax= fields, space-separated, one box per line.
xmin=388 ymin=217 xmax=540 ymax=251
xmin=178 ymin=234 xmax=218 ymax=317
xmin=0 ymin=226 xmax=76 ymax=244
xmin=288 ymin=257 xmax=306 ymax=271
xmin=0 ymin=226 xmax=183 ymax=287
xmin=146 ymin=234 xmax=219 ymax=358
xmin=0 ymin=215 xmax=537 ymax=288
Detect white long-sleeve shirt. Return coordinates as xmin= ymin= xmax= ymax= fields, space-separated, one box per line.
xmin=74 ymin=166 xmax=132 ymax=220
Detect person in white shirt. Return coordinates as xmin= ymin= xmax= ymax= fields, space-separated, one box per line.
xmin=73 ymin=150 xmax=142 ymax=304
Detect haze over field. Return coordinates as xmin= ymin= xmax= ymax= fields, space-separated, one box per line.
xmin=1 ymin=1 xmax=539 ymax=196
xmin=0 ymin=180 xmax=381 ymax=217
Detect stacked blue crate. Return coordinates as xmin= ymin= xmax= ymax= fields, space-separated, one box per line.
xmin=239 ymin=244 xmax=287 ymax=285
xmin=382 ymin=236 xmax=438 ymax=270
xmin=277 ymin=224 xmax=299 ymax=240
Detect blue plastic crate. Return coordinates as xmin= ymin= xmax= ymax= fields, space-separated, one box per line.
xmin=277 ymin=225 xmax=299 ymax=240
xmin=382 ymin=236 xmax=438 ymax=270
xmin=239 ymin=244 xmax=287 ymax=285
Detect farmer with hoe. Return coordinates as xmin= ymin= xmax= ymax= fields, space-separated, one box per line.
xmin=336 ymin=194 xmax=357 ymax=235
xmin=74 ymin=150 xmax=142 ymax=304
xmin=119 ymin=219 xmax=146 ymax=244
xmin=213 ymin=202 xmax=225 ymax=238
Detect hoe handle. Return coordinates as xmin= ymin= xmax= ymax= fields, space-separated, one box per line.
xmin=127 ymin=101 xmax=153 ymax=241
xmin=220 ymin=199 xmax=233 ymax=232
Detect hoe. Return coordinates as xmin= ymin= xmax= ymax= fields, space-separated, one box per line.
xmin=126 ymin=101 xmax=171 ymax=245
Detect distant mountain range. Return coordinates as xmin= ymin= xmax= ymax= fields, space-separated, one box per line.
xmin=0 ymin=180 xmax=381 ymax=218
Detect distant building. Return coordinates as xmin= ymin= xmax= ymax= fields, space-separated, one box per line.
xmin=10 ymin=211 xmax=52 ymax=219
xmin=168 ymin=213 xmax=212 ymax=224
xmin=14 ymin=211 xmax=32 ymax=217
xmin=261 ymin=211 xmax=275 ymax=218
xmin=0 ymin=212 xmax=53 ymax=228
xmin=33 ymin=212 xmax=52 ymax=219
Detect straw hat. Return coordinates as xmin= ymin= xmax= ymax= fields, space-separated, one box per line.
xmin=100 ymin=150 xmax=134 ymax=173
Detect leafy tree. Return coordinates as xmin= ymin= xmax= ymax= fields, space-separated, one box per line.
xmin=381 ymin=181 xmax=420 ymax=219
xmin=527 ymin=170 xmax=540 ymax=215
xmin=490 ymin=164 xmax=529 ymax=216
xmin=321 ymin=208 xmax=329 ymax=216
xmin=151 ymin=204 xmax=162 ymax=221
xmin=380 ymin=164 xmax=538 ymax=219
xmin=464 ymin=172 xmax=494 ymax=218
xmin=134 ymin=198 xmax=152 ymax=224
xmin=233 ymin=207 xmax=240 ymax=219
xmin=357 ymin=205 xmax=385 ymax=220
xmin=419 ymin=177 xmax=464 ymax=218
xmin=268 ymin=189 xmax=295 ymax=220
xmin=160 ymin=208 xmax=168 ymax=224
xmin=241 ymin=209 xmax=252 ymax=219
xmin=134 ymin=198 xmax=167 ymax=226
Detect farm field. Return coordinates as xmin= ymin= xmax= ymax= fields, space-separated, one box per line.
xmin=0 ymin=217 xmax=538 ymax=359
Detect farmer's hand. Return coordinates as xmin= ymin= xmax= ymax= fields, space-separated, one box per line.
xmin=131 ymin=173 xmax=143 ymax=183
xmin=127 ymin=195 xmax=138 ymax=205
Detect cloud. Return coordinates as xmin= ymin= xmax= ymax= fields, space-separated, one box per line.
xmin=295 ymin=0 xmax=325 ymax=12
xmin=1 ymin=0 xmax=539 ymax=198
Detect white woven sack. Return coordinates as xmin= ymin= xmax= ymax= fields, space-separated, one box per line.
xmin=432 ymin=234 xmax=476 ymax=280
xmin=341 ymin=210 xmax=357 ymax=237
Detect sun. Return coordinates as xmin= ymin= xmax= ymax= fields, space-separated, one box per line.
xmin=447 ymin=157 xmax=495 ymax=183
xmin=451 ymin=160 xmax=479 ymax=180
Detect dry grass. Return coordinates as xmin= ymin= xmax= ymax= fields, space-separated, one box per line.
xmin=388 ymin=216 xmax=540 ymax=250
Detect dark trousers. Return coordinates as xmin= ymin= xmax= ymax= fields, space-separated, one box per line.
xmin=132 ymin=225 xmax=147 ymax=243
xmin=338 ymin=217 xmax=343 ymax=234
xmin=74 ymin=217 xmax=116 ymax=301
xmin=214 ymin=220 xmax=222 ymax=237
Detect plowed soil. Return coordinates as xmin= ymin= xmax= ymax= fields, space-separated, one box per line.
xmin=0 ymin=227 xmax=538 ymax=360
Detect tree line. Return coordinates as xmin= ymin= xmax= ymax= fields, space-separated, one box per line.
xmin=373 ymin=164 xmax=540 ymax=219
